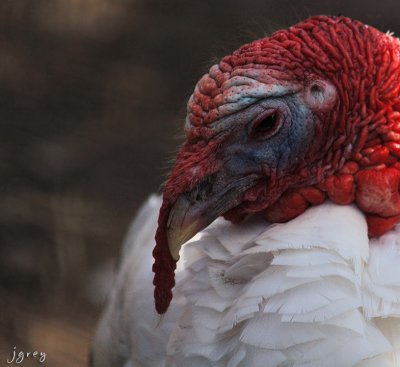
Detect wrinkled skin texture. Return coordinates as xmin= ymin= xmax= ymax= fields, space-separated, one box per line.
xmin=152 ymin=15 xmax=400 ymax=314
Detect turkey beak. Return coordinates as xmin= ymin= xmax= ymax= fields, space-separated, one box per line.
xmin=166 ymin=174 xmax=259 ymax=260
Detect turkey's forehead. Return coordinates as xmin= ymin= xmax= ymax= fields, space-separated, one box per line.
xmin=183 ymin=15 xmax=393 ymax=136
xmin=186 ymin=64 xmax=301 ymax=131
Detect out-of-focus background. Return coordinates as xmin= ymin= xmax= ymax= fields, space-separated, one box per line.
xmin=1 ymin=0 xmax=399 ymax=365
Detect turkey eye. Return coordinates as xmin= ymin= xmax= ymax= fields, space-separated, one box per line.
xmin=250 ymin=110 xmax=281 ymax=138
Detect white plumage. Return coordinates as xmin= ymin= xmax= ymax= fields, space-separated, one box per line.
xmin=92 ymin=196 xmax=400 ymax=366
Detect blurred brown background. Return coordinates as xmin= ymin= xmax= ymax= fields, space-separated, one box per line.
xmin=1 ymin=0 xmax=399 ymax=366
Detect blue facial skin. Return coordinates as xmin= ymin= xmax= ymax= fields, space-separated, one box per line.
xmin=215 ymin=94 xmax=317 ymax=190
xmin=176 ymin=93 xmax=320 ymax=235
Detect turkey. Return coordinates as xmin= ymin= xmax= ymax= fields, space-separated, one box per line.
xmin=92 ymin=15 xmax=400 ymax=366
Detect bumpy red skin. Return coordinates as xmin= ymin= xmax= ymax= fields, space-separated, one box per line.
xmin=152 ymin=15 xmax=400 ymax=314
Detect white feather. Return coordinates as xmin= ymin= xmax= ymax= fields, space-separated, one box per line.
xmin=92 ymin=198 xmax=400 ymax=366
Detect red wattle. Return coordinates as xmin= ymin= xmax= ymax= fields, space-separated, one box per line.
xmin=355 ymin=168 xmax=400 ymax=217
xmin=367 ymin=214 xmax=400 ymax=237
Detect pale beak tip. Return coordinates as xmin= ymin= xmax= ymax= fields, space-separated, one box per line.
xmin=167 ymin=221 xmax=203 ymax=261
xmin=168 ymin=240 xmax=181 ymax=261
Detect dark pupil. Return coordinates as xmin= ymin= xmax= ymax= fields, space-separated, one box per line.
xmin=254 ymin=113 xmax=277 ymax=135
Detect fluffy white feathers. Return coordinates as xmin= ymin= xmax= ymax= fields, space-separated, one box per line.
xmin=92 ymin=198 xmax=400 ymax=367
